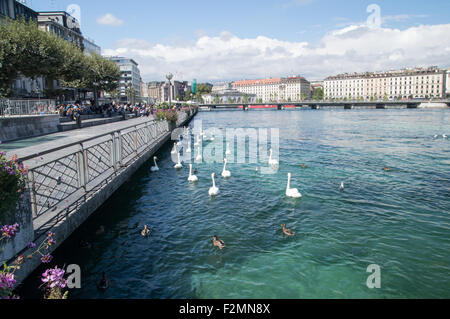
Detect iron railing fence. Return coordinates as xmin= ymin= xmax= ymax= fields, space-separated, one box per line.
xmin=19 ymin=118 xmax=170 ymax=237
xmin=0 ymin=99 xmax=58 ymax=117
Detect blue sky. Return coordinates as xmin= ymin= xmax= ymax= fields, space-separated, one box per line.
xmin=27 ymin=0 xmax=450 ymax=82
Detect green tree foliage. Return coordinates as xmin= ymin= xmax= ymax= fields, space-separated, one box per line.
xmin=0 ymin=18 xmax=119 ymax=98
xmin=196 ymin=83 xmax=212 ymax=94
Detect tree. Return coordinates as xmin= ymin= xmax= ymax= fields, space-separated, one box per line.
xmin=312 ymin=88 xmax=324 ymax=101
xmin=243 ymin=94 xmax=248 ymax=104
xmin=0 ymin=18 xmax=119 ymax=99
xmin=214 ymin=94 xmax=220 ymax=104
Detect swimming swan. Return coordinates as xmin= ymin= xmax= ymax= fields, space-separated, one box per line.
xmin=188 ymin=164 xmax=198 ymax=182
xmin=221 ymin=159 xmax=231 ymax=178
xmin=151 ymin=156 xmax=159 ymax=172
xmin=286 ymin=173 xmax=302 ymax=198
xmin=269 ymin=148 xmax=279 ymax=166
xmin=209 ymin=173 xmax=219 ymax=196
xmin=174 ymin=152 xmax=183 ymax=169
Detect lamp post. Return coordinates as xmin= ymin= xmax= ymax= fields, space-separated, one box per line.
xmin=166 ymin=73 xmax=173 ymax=108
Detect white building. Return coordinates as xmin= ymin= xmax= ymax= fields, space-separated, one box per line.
xmin=203 ymin=85 xmax=256 ymax=104
xmin=324 ymin=67 xmax=446 ymax=101
xmin=446 ymin=69 xmax=450 ymax=98
xmin=232 ymin=76 xmax=310 ymax=103
xmin=107 ymin=57 xmax=141 ymax=103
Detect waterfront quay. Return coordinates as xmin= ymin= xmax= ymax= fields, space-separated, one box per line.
xmin=5 ymin=110 xmax=196 ymax=285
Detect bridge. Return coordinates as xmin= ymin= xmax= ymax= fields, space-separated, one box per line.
xmin=199 ymin=100 xmax=450 ymax=111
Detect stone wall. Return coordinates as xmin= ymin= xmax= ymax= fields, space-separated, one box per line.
xmin=0 ymin=115 xmax=60 ymax=142
xmin=0 ymin=190 xmax=35 ymax=264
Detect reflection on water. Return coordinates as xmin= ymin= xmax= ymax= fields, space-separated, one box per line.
xmin=18 ymin=109 xmax=450 ymax=299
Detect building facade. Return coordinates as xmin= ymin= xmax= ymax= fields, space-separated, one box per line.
xmin=232 ymin=76 xmax=311 ymax=102
xmin=37 ymin=11 xmax=84 ymax=51
xmin=324 ymin=67 xmax=446 ymax=101
xmin=107 ymin=57 xmax=142 ymax=103
xmin=0 ymin=0 xmax=37 ymax=21
xmin=83 ymin=37 xmax=101 ymax=55
xmin=203 ymin=84 xmax=257 ymax=104
xmin=446 ymin=69 xmax=450 ymax=98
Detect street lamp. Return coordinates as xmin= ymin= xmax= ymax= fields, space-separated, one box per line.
xmin=166 ymin=73 xmax=173 ymax=108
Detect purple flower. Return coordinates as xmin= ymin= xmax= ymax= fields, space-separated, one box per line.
xmin=41 ymin=267 xmax=67 ymax=289
xmin=1 ymin=223 xmax=19 ymax=239
xmin=28 ymin=242 xmax=36 ymax=249
xmin=41 ymin=254 xmax=53 ymax=264
xmin=0 ymin=273 xmax=16 ymax=290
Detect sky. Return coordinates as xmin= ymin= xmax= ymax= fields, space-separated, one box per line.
xmin=27 ymin=0 xmax=450 ymax=82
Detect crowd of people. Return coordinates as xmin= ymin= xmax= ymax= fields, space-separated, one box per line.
xmin=57 ymin=101 xmax=168 ymax=120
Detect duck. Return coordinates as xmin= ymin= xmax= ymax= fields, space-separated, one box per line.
xmin=221 ymin=159 xmax=231 ymax=178
xmin=151 ymin=156 xmax=159 ymax=172
xmin=433 ymin=134 xmax=439 ymax=139
xmin=195 ymin=147 xmax=202 ymax=162
xmin=95 ymin=225 xmax=105 ymax=235
xmin=174 ymin=152 xmax=183 ymax=169
xmin=213 ymin=236 xmax=226 ymax=249
xmin=269 ymin=148 xmax=279 ymax=166
xmin=383 ymin=166 xmax=392 ymax=172
xmin=97 ymin=272 xmax=110 ymax=291
xmin=301 ymin=164 xmax=308 ymax=169
xmin=188 ymin=164 xmax=198 ymax=182
xmin=141 ymin=225 xmax=150 ymax=237
xmin=340 ymin=182 xmax=345 ymax=192
xmin=286 ymin=173 xmax=302 ymax=198
xmin=79 ymin=240 xmax=91 ymax=249
xmin=443 ymin=134 xmax=448 ymax=139
xmin=171 ymin=143 xmax=177 ymax=155
xmin=209 ymin=173 xmax=219 ymax=196
xmin=281 ymin=224 xmax=295 ymax=236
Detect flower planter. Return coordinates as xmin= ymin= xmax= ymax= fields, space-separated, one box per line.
xmin=0 ymin=190 xmax=34 ymax=264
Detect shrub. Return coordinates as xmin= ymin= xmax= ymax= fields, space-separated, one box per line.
xmin=0 ymin=152 xmax=27 ymax=221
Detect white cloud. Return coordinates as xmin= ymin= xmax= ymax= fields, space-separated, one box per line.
xmin=103 ymin=24 xmax=450 ymax=82
xmin=97 ymin=13 xmax=124 ymax=26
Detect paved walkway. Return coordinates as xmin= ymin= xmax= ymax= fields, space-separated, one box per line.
xmin=5 ymin=116 xmax=156 ymax=159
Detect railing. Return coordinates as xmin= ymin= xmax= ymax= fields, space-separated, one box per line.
xmin=0 ymin=99 xmax=58 ymax=117
xmin=20 ymin=118 xmax=170 ymax=237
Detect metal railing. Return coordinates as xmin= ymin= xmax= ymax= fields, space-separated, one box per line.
xmin=20 ymin=118 xmax=170 ymax=236
xmin=0 ymin=99 xmax=58 ymax=117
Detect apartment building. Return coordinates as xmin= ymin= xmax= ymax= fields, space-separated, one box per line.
xmin=324 ymin=67 xmax=446 ymax=100
xmin=232 ymin=76 xmax=311 ymax=102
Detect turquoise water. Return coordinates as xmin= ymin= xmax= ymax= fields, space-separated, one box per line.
xmin=19 ymin=109 xmax=450 ymax=299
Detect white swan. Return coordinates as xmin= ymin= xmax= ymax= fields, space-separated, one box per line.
xmin=188 ymin=164 xmax=198 ymax=182
xmin=150 ymin=156 xmax=159 ymax=172
xmin=195 ymin=147 xmax=202 ymax=162
xmin=269 ymin=148 xmax=279 ymax=166
xmin=210 ymin=134 xmax=215 ymax=142
xmin=225 ymin=143 xmax=231 ymax=156
xmin=340 ymin=182 xmax=345 ymax=192
xmin=186 ymin=139 xmax=192 ymax=153
xmin=209 ymin=173 xmax=219 ymax=196
xmin=174 ymin=152 xmax=183 ymax=169
xmin=221 ymin=159 xmax=231 ymax=178
xmin=194 ymin=135 xmax=200 ymax=147
xmin=171 ymin=143 xmax=177 ymax=155
xmin=444 ymin=134 xmax=448 ymax=139
xmin=286 ymin=173 xmax=302 ymax=198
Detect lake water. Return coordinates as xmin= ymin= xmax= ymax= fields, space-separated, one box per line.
xmin=19 ymin=108 xmax=450 ymax=298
